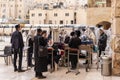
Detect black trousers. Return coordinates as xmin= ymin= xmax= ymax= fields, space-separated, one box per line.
xmin=70 ymin=55 xmax=78 ymax=68
xmin=99 ymin=49 xmax=105 ymax=57
xmin=27 ymin=52 xmax=33 ymax=66
xmin=13 ymin=48 xmax=23 ymax=70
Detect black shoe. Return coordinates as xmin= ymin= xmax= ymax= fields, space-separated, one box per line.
xmin=35 ymin=73 xmax=38 ymax=77
xmin=30 ymin=64 xmax=35 ymax=67
xmin=38 ymin=76 xmax=46 ymax=79
xmin=28 ymin=64 xmax=34 ymax=67
xmin=35 ymin=74 xmax=39 ymax=78
xmin=18 ymin=70 xmax=26 ymax=72
xmin=35 ymin=75 xmax=38 ymax=78
xmin=71 ymin=67 xmax=76 ymax=70
xmin=14 ymin=69 xmax=18 ymax=72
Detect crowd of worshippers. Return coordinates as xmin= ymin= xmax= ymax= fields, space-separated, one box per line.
xmin=10 ymin=24 xmax=107 ymax=79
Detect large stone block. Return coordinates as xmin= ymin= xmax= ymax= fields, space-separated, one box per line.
xmin=113 ymin=68 xmax=120 ymax=76
xmin=115 ymin=0 xmax=120 ymax=7
xmin=115 ymin=7 xmax=120 ymax=17
xmin=114 ymin=53 xmax=120 ymax=60
xmin=113 ymin=60 xmax=120 ymax=69
xmin=113 ymin=18 xmax=120 ymax=34
xmin=113 ymin=53 xmax=120 ymax=69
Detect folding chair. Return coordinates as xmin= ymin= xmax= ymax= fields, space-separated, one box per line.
xmin=0 ymin=46 xmax=13 ymax=65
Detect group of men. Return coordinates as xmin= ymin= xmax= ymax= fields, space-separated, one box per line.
xmin=10 ymin=24 xmax=108 ymax=79
xmin=11 ymin=24 xmax=48 ymax=79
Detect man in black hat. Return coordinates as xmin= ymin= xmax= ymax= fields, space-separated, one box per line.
xmin=69 ymin=30 xmax=81 ymax=69
xmin=11 ymin=24 xmax=25 ymax=72
xmin=34 ymin=28 xmax=48 ymax=79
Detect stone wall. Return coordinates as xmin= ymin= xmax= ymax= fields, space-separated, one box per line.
xmin=112 ymin=36 xmax=120 ymax=75
xmin=86 ymin=7 xmax=111 ymax=26
xmin=112 ymin=0 xmax=120 ymax=76
xmin=113 ymin=53 xmax=120 ymax=75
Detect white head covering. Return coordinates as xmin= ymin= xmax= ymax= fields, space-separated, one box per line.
xmin=28 ymin=30 xmax=35 ymax=36
xmin=99 ymin=27 xmax=104 ymax=32
xmin=28 ymin=30 xmax=35 ymax=40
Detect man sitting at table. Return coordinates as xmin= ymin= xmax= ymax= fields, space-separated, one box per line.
xmin=48 ymin=42 xmax=64 ymax=70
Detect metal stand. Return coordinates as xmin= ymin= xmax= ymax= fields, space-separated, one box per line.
xmin=48 ymin=47 xmax=54 ymax=73
xmin=66 ymin=48 xmax=80 ymax=75
xmin=63 ymin=44 xmax=69 ymax=67
xmin=79 ymin=45 xmax=93 ymax=72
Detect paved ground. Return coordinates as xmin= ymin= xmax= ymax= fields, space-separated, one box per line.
xmin=0 ymin=36 xmax=120 ymax=80
xmin=0 ymin=58 xmax=120 ymax=80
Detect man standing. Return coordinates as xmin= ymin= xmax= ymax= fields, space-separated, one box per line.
xmin=98 ymin=28 xmax=107 ymax=57
xmin=69 ymin=30 xmax=81 ymax=70
xmin=11 ymin=24 xmax=25 ymax=72
xmin=34 ymin=29 xmax=48 ymax=79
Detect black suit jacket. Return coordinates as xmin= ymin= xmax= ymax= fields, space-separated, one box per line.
xmin=11 ymin=30 xmax=24 ymax=50
xmin=98 ymin=33 xmax=107 ymax=50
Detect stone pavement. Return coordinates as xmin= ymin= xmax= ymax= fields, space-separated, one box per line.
xmin=0 ymin=36 xmax=120 ymax=80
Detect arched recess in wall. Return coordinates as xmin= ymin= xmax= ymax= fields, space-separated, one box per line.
xmin=96 ymin=21 xmax=111 ymax=30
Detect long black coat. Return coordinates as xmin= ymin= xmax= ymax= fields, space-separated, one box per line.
xmin=98 ymin=33 xmax=107 ymax=51
xmin=34 ymin=34 xmax=48 ymax=72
